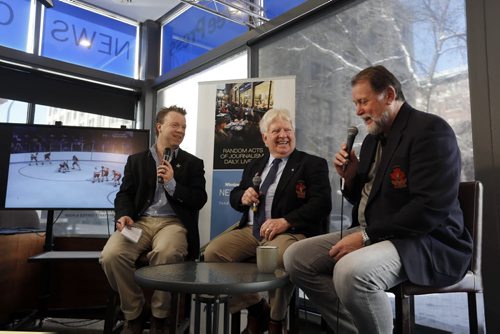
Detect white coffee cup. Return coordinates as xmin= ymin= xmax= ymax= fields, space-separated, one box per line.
xmin=256 ymin=245 xmax=279 ymax=273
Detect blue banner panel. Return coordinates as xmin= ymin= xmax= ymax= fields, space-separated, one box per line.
xmin=161 ymin=7 xmax=247 ymax=74
xmin=264 ymin=0 xmax=306 ymax=20
xmin=40 ymin=0 xmax=137 ymax=78
xmin=210 ymin=169 xmax=243 ymax=238
xmin=0 ymin=0 xmax=31 ymax=51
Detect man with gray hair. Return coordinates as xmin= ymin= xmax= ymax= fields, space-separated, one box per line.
xmin=204 ymin=108 xmax=332 ymax=334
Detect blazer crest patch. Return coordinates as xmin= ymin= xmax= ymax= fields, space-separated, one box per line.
xmin=390 ymin=166 xmax=407 ymax=189
xmin=295 ymin=180 xmax=306 ymax=199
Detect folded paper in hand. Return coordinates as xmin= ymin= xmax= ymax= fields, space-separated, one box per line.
xmin=121 ymin=226 xmax=142 ymax=243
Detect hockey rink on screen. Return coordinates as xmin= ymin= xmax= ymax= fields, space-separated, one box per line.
xmin=5 ymin=151 xmax=127 ymax=209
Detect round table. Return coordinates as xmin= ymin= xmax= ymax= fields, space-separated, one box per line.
xmin=135 ymin=261 xmax=289 ymax=334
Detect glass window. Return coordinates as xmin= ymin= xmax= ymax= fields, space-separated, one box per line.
xmin=34 ymin=104 xmax=133 ymax=128
xmin=258 ymin=0 xmax=472 ymax=210
xmin=257 ymin=0 xmax=471 ymax=332
xmin=0 ymin=98 xmax=28 ymax=123
xmin=161 ymin=7 xmax=248 ymax=74
xmin=264 ymin=0 xmax=306 ymax=20
xmin=157 ymin=51 xmax=248 ymax=154
xmin=0 ymin=0 xmax=32 ymax=52
xmin=40 ymin=0 xmax=138 ymax=78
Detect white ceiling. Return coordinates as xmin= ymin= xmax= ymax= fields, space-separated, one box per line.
xmin=77 ymin=0 xmax=181 ymax=22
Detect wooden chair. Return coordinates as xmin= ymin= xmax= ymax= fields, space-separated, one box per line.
xmin=391 ymin=181 xmax=485 ymax=334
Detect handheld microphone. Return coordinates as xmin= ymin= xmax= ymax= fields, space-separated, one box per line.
xmin=343 ymin=126 xmax=359 ymax=171
xmin=251 ymin=173 xmax=261 ymax=212
xmin=158 ymin=147 xmax=172 ymax=183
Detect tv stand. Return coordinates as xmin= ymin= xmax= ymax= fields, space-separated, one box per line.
xmin=19 ymin=210 xmax=108 ymax=331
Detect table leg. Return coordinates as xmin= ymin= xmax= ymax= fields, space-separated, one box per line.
xmin=170 ymin=293 xmax=179 ymax=334
xmin=206 ymin=301 xmax=213 ymax=334
xmin=223 ymin=298 xmax=229 ymax=334
xmin=213 ymin=297 xmax=220 ymax=334
xmin=194 ymin=295 xmax=201 ymax=334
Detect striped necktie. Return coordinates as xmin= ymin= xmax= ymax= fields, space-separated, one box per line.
xmin=253 ymin=158 xmax=282 ymax=239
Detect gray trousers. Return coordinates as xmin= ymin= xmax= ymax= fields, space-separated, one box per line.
xmin=283 ymin=227 xmax=407 ymax=334
xmin=100 ymin=216 xmax=188 ymax=320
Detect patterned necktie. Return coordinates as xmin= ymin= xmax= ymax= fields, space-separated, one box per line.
xmin=253 ymin=158 xmax=282 ymax=239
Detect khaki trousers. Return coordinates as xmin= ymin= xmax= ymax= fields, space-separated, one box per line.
xmin=100 ymin=216 xmax=188 ymax=320
xmin=203 ymin=225 xmax=305 ymax=321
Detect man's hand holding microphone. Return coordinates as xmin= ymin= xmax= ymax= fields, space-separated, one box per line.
xmin=241 ymin=173 xmax=261 ymax=208
xmin=157 ymin=146 xmax=177 ymax=184
xmin=334 ymin=126 xmax=359 ymax=189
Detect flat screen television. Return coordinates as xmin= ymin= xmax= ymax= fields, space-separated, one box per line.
xmin=0 ymin=123 xmax=150 ymax=210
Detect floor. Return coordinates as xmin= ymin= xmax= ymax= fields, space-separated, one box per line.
xmin=6 ymin=311 xmax=457 ymax=334
xmin=4 ymin=293 xmax=469 ymax=333
xmin=6 ymin=314 xmax=324 ymax=334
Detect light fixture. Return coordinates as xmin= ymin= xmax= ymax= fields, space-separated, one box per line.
xmin=180 ymin=0 xmax=268 ymax=29
xmin=79 ymin=39 xmax=92 ymax=48
xmin=37 ymin=0 xmax=54 ymax=8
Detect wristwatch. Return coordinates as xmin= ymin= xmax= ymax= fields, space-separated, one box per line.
xmin=361 ymin=229 xmax=371 ymax=246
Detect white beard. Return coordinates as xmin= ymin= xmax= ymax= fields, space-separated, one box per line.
xmin=366 ymin=109 xmax=391 ymax=135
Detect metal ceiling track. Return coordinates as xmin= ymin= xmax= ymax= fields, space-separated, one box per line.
xmin=180 ymin=0 xmax=269 ymax=29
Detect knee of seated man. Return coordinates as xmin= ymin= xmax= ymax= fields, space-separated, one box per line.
xmin=99 ymin=244 xmax=121 ymax=266
xmin=150 ymin=246 xmax=187 ymax=264
xmin=333 ymin=255 xmax=366 ymax=290
xmin=202 ymin=243 xmax=222 ymax=262
xmin=283 ymin=242 xmax=302 ymax=275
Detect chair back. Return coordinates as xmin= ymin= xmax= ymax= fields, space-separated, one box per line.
xmin=458 ymin=181 xmax=483 ymax=277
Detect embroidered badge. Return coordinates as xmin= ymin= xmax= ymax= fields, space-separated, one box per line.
xmin=390 ymin=166 xmax=407 ymax=189
xmin=296 ymin=180 xmax=306 ymax=199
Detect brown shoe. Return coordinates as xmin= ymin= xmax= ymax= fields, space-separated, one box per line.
xmin=121 ymin=307 xmax=149 ymax=334
xmin=150 ymin=316 xmax=169 ymax=334
xmin=241 ymin=299 xmax=270 ymax=334
xmin=268 ymin=319 xmax=286 ymax=334
xmin=121 ymin=316 xmax=144 ymax=334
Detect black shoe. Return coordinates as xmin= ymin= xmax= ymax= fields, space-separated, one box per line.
xmin=269 ymin=319 xmax=285 ymax=334
xmin=150 ymin=316 xmax=169 ymax=334
xmin=241 ymin=299 xmax=270 ymax=334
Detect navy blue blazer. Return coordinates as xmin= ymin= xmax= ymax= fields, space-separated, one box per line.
xmin=344 ymin=102 xmax=472 ymax=287
xmin=230 ymin=149 xmax=332 ymax=237
xmin=115 ymin=148 xmax=207 ymax=260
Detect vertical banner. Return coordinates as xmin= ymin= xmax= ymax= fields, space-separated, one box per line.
xmin=196 ymin=77 xmax=295 ymax=242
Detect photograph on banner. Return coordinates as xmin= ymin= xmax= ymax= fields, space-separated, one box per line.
xmin=213 ymin=80 xmax=275 ymax=170
xmin=196 ymin=76 xmax=295 ymax=241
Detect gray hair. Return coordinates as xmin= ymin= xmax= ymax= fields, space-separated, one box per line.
xmin=259 ymin=108 xmax=294 ymax=133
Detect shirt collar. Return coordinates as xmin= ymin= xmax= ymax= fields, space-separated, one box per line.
xmin=268 ymin=155 xmax=288 ymax=167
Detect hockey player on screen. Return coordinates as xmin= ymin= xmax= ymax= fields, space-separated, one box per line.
xmin=29 ymin=152 xmax=38 ymax=166
xmin=101 ymin=166 xmax=110 ymax=182
xmin=58 ymin=160 xmax=69 ymax=173
xmin=72 ymin=155 xmax=81 ymax=170
xmin=92 ymin=167 xmax=101 ymax=183
xmin=112 ymin=170 xmax=122 ymax=187
xmin=43 ymin=152 xmax=51 ymax=165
